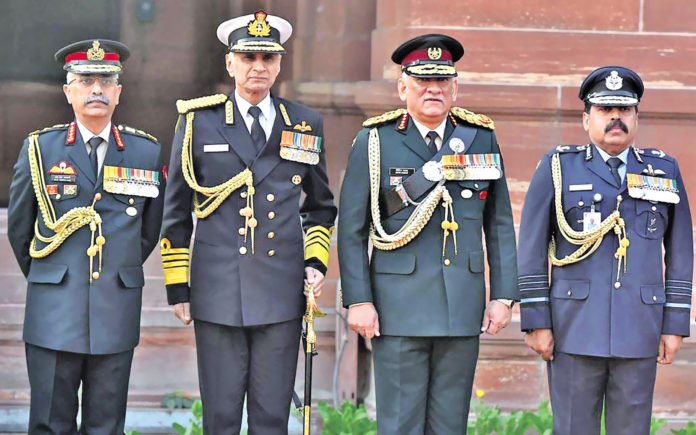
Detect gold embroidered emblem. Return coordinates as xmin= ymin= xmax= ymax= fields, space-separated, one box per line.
xmin=293 ymin=121 xmax=312 ymax=132
xmin=247 ymin=10 xmax=272 ymax=37
xmin=87 ymin=41 xmax=105 ymax=61
xmin=427 ymin=47 xmax=442 ymax=60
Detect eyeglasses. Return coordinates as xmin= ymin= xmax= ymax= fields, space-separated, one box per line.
xmin=68 ymin=76 xmax=118 ymax=88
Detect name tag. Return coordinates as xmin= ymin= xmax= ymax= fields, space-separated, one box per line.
xmin=569 ymin=184 xmax=593 ymax=192
xmin=204 ymin=144 xmax=229 ymax=153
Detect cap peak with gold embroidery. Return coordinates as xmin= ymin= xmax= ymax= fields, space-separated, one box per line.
xmin=391 ymin=34 xmax=464 ymax=78
xmin=216 ymin=9 xmax=292 ymax=54
xmin=579 ymin=66 xmax=644 ymax=107
xmin=54 ymin=39 xmax=130 ymax=75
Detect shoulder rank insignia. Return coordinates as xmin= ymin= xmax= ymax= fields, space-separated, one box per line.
xmin=450 ymin=107 xmax=495 ymax=130
xmin=554 ymin=144 xmax=587 ymax=153
xmin=117 ymin=124 xmax=159 ymax=143
xmin=362 ymin=108 xmax=407 ymax=128
xmin=27 ymin=123 xmax=70 ymax=137
xmin=635 ymin=147 xmax=668 ymax=160
xmin=278 ymin=103 xmax=292 ymax=126
xmin=176 ymin=93 xmax=228 ymax=114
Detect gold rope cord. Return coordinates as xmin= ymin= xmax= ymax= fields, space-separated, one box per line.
xmin=367 ymin=128 xmax=456 ymax=252
xmin=548 ymin=152 xmax=629 ymax=279
xmin=180 ymin=112 xmax=257 ymax=252
xmin=27 ymin=134 xmax=104 ymax=282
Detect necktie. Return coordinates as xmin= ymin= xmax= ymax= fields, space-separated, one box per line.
xmin=426 ymin=130 xmax=439 ymax=156
xmin=88 ymin=136 xmax=101 ymax=179
xmin=606 ymin=157 xmax=622 ymax=186
xmin=248 ymin=106 xmax=266 ymax=152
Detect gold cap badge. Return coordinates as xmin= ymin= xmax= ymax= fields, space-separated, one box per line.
xmin=87 ymin=41 xmax=105 ymax=61
xmin=427 ymin=47 xmax=442 ymax=60
xmin=248 ymin=10 xmax=271 ymax=37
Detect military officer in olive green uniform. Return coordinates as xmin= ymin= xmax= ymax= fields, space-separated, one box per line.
xmin=159 ymin=10 xmax=337 ymax=434
xmin=338 ymin=34 xmax=518 ymax=434
xmin=8 ymin=39 xmax=164 ymax=434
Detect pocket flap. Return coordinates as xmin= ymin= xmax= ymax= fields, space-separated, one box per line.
xmin=551 ymin=279 xmax=590 ymax=300
xmin=119 ymin=265 xmax=145 ymax=288
xmin=458 ymin=180 xmax=489 ymax=191
xmin=641 ymin=285 xmax=666 ymax=304
xmin=469 ymin=250 xmax=485 ymax=273
xmin=635 ymin=200 xmax=667 ymax=217
xmin=112 ymin=194 xmax=147 ymax=205
xmin=372 ymin=252 xmax=416 ymax=275
xmin=27 ymin=262 xmax=68 ymax=284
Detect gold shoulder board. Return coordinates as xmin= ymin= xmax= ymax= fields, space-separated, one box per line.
xmin=450 ymin=107 xmax=495 ymax=130
xmin=27 ymin=123 xmax=70 ymax=137
xmin=362 ymin=108 xmax=407 ymax=128
xmin=117 ymin=125 xmax=159 ymax=143
xmin=176 ymin=94 xmax=228 ymax=114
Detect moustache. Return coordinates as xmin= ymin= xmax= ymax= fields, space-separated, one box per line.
xmin=84 ymin=95 xmax=110 ymax=106
xmin=604 ymin=119 xmax=628 ymax=133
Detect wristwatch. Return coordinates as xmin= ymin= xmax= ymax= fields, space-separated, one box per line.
xmin=496 ymin=298 xmax=515 ymax=308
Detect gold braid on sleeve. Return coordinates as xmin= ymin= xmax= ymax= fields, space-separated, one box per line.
xmin=27 ymin=134 xmax=105 ymax=282
xmin=179 ymin=112 xmax=257 ymax=253
xmin=548 ymin=152 xmax=629 ymax=281
xmin=367 ymin=128 xmax=457 ymax=254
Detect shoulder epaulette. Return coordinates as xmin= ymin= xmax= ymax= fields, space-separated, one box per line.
xmin=117 ymin=124 xmax=159 ymax=143
xmin=176 ymin=93 xmax=228 ymax=115
xmin=554 ymin=144 xmax=588 ymax=153
xmin=27 ymin=123 xmax=70 ymax=136
xmin=362 ymin=108 xmax=407 ymax=127
xmin=635 ymin=147 xmax=669 ymax=160
xmin=450 ymin=107 xmax=495 ymax=130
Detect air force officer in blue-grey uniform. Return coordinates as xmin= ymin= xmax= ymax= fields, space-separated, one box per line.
xmin=518 ymin=66 xmax=693 ymax=435
xmin=8 ymin=40 xmax=164 ymax=434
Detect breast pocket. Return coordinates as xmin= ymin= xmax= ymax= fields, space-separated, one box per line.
xmin=562 ymin=193 xmax=591 ymax=232
xmin=634 ymin=201 xmax=668 ymax=239
xmin=457 ymin=180 xmax=490 ymax=220
xmin=111 ymin=194 xmax=148 ymax=217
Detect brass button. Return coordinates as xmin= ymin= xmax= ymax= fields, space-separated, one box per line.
xmin=267 ymin=193 xmax=275 ymax=202
xmin=578 ymin=201 xmax=584 ymax=207
xmin=128 ymin=198 xmax=135 ymax=205
xmin=444 ymin=259 xmax=451 ymax=266
xmin=267 ymin=232 xmax=275 ymax=239
xmin=651 ymin=206 xmax=657 ymax=212
xmin=652 ymin=295 xmax=657 ymax=302
xmin=238 ymin=227 xmax=246 ymax=236
xmin=55 ymin=194 xmax=62 ymax=200
xmin=268 ymin=250 xmax=275 ymax=257
xmin=241 ymin=191 xmax=248 ymax=198
xmin=567 ymin=290 xmax=572 ymax=296
xmin=239 ymin=246 xmax=247 ymax=255
xmin=292 ymin=175 xmax=302 ymax=185
xmin=268 ymin=211 xmax=276 ymax=219
xmin=614 ymin=281 xmax=621 ymax=290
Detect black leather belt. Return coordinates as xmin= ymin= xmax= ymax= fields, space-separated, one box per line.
xmin=380 ymin=124 xmax=478 ymax=217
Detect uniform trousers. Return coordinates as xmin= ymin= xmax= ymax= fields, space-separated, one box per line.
xmin=25 ymin=343 xmax=134 ymax=435
xmin=194 ymin=317 xmax=302 ymax=435
xmin=548 ymin=351 xmax=657 ymax=435
xmin=372 ymin=335 xmax=480 ymax=435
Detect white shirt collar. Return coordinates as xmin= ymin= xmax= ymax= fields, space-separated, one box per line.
xmin=76 ymin=119 xmax=111 ymax=145
xmin=411 ymin=116 xmax=447 ymax=142
xmin=235 ymin=90 xmax=272 ymax=120
xmin=594 ymin=144 xmax=630 ymax=165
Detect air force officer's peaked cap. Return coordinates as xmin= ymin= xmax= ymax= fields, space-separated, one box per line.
xmin=579 ymin=66 xmax=644 ymax=106
xmin=217 ymin=10 xmax=292 ymax=54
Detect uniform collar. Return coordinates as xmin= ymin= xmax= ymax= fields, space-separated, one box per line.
xmin=594 ymin=143 xmax=630 ymax=165
xmin=235 ymin=89 xmax=272 ymax=120
xmin=75 ymin=119 xmax=111 ymax=144
xmin=411 ymin=116 xmax=447 ymax=142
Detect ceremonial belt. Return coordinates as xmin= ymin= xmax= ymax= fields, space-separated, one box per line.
xmin=380 ymin=125 xmax=477 ymax=217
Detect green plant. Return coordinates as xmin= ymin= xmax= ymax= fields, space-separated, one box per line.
xmin=672 ymin=421 xmax=696 ymax=435
xmin=467 ymin=398 xmax=552 ymax=435
xmin=162 ymin=391 xmax=195 ymax=410
xmin=125 ymin=431 xmax=140 ymax=435
xmin=651 ymin=417 xmax=667 ymax=435
xmin=317 ymin=400 xmax=377 ymax=435
xmin=173 ymin=399 xmax=203 ymax=435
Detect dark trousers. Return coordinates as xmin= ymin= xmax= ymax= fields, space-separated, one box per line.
xmin=25 ymin=343 xmax=134 ymax=435
xmin=372 ymin=335 xmax=480 ymax=435
xmin=548 ymin=352 xmax=657 ymax=435
xmin=194 ymin=318 xmax=302 ymax=435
